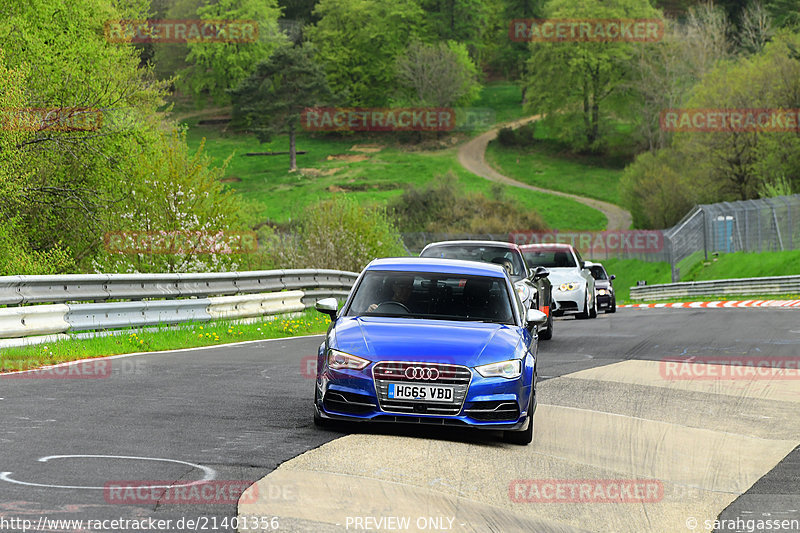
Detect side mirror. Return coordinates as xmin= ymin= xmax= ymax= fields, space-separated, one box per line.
xmin=580 ymin=261 xmax=585 ymax=270
xmin=609 ymin=274 xmax=616 ymax=281
xmin=532 ymin=266 xmax=549 ymax=280
xmin=526 ymin=309 xmax=547 ymax=326
xmin=315 ymin=298 xmax=339 ymax=320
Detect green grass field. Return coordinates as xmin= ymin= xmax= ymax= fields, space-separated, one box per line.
xmin=184 ymin=83 xmax=608 ymax=231
xmin=472 ymin=82 xmax=528 ymax=125
xmin=596 ymin=249 xmax=800 ymax=302
xmin=0 ymin=310 xmax=330 ymax=372
xmin=485 ymin=140 xmax=625 ymax=205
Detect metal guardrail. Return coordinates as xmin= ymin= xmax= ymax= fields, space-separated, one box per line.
xmin=629 ymin=275 xmax=800 ymax=301
xmin=0 ymin=270 xmax=357 ymax=306
xmin=0 ymin=270 xmax=358 ymax=341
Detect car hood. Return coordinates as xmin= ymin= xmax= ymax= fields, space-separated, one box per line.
xmin=594 ymin=280 xmax=612 ymax=289
xmin=332 ymin=316 xmax=523 ymax=367
xmin=545 ymin=268 xmax=586 ymax=284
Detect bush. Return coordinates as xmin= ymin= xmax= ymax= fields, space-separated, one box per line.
xmin=619 ymin=149 xmax=701 ymax=229
xmin=392 ymin=173 xmax=547 ymax=233
xmin=496 ymin=123 xmax=536 ymax=147
xmin=0 ymin=218 xmax=75 ymax=276
xmin=272 ymin=195 xmax=407 ymax=272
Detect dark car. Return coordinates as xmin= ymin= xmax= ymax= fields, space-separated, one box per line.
xmin=419 ymin=240 xmax=555 ymax=340
xmin=585 ymin=261 xmax=616 ymax=313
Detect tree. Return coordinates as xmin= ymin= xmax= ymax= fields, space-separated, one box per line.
xmin=181 ymin=0 xmax=286 ymax=106
xmin=766 ymin=0 xmax=800 ymax=28
xmin=674 ymin=32 xmax=800 ymax=200
xmin=420 ymin=0 xmax=491 ymax=61
xmin=489 ymin=0 xmax=546 ymax=81
xmin=738 ymin=1 xmax=775 ymax=54
xmin=307 ymin=0 xmax=425 ymax=106
xmin=626 ymin=3 xmax=733 ymax=151
xmin=523 ymin=0 xmax=663 ymax=152
xmin=395 ymin=41 xmax=481 ymax=107
xmin=230 ymin=44 xmax=333 ymax=171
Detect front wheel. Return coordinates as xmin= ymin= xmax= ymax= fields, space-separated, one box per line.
xmin=589 ymin=292 xmax=598 ymax=319
xmin=576 ymin=290 xmax=590 ymax=319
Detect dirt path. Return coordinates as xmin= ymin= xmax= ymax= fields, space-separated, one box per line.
xmin=457 ymin=116 xmax=633 ymax=230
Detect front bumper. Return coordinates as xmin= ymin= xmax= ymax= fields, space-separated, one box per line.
xmin=551 ymin=289 xmax=586 ymax=315
xmin=596 ymin=291 xmax=614 ymax=308
xmin=315 ymin=361 xmax=534 ymax=430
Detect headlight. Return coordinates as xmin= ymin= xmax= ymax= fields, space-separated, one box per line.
xmin=558 ymin=282 xmax=581 ymax=291
xmin=327 ymin=349 xmax=370 ymax=370
xmin=515 ymin=283 xmax=532 ymax=302
xmin=597 ymin=289 xmax=607 ymax=295
xmin=475 ymin=359 xmax=522 ymax=379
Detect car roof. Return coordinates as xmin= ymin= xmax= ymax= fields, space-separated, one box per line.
xmin=421 ymin=240 xmax=521 ymax=252
xmin=365 ymin=257 xmax=508 ymax=277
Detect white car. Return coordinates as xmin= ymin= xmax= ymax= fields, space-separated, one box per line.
xmin=519 ymin=243 xmax=597 ymax=319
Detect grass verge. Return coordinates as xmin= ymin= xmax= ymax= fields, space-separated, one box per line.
xmin=485 ymin=140 xmax=625 ymax=206
xmin=0 ymin=310 xmax=330 ymax=373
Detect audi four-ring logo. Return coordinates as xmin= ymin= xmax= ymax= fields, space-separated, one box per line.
xmin=405 ymin=367 xmax=439 ymax=380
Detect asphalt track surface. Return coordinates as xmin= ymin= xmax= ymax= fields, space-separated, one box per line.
xmin=1 ymin=308 xmax=799 ymax=532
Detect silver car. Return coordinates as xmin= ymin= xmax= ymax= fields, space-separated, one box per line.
xmin=519 ymin=243 xmax=597 ymax=319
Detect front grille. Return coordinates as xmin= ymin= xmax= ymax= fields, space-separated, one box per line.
xmin=323 ymin=390 xmax=376 ymax=415
xmin=465 ymin=401 xmax=520 ymax=421
xmin=372 ymin=361 xmax=472 ymax=416
xmin=558 ymin=301 xmax=578 ymax=310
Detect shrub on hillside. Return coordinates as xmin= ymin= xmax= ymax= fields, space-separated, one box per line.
xmin=272 ymin=196 xmax=407 ymax=272
xmin=497 ymin=123 xmax=536 ymax=146
xmin=392 ymin=173 xmax=547 ymax=233
xmin=0 ymin=218 xmax=75 ymax=276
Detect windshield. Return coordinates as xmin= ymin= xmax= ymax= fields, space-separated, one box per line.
xmin=522 ymin=248 xmax=577 ymax=268
xmin=346 ymin=270 xmax=515 ymax=324
xmin=420 ymin=245 xmax=525 ymax=277
xmin=589 ymin=266 xmax=608 ymax=280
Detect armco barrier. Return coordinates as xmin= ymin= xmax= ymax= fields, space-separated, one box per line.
xmin=0 ymin=270 xmax=359 ymax=305
xmin=630 ymin=275 xmax=800 ymax=301
xmin=207 ymin=291 xmax=305 ymax=320
xmin=0 ymin=269 xmax=358 ymax=341
xmin=0 ymin=304 xmax=71 ymax=338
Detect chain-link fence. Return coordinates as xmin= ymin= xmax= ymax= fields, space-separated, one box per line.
xmin=401 ymin=194 xmax=800 ymax=282
xmin=664 ymin=194 xmax=800 ymax=281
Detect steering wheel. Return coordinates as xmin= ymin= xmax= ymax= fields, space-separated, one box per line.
xmin=373 ymin=301 xmax=410 ymax=314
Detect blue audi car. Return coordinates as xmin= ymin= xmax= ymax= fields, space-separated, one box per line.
xmin=312 ymin=257 xmax=546 ymax=445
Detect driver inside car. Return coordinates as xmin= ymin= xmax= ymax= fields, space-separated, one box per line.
xmin=367 ymin=275 xmax=415 ymax=312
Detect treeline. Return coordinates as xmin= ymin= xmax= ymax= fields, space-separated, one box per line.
xmin=2 ymin=0 xmax=799 ymax=275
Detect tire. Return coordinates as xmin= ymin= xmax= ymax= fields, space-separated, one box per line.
xmin=538 ymin=310 xmax=553 ymax=340
xmin=576 ymin=290 xmax=590 ymax=319
xmin=607 ymin=296 xmax=616 ymax=313
xmin=589 ymin=292 xmax=598 ymax=319
xmin=504 ymin=388 xmax=535 ymax=445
